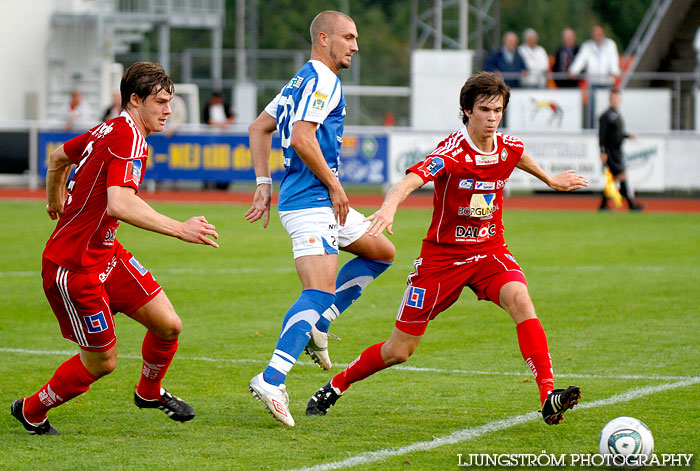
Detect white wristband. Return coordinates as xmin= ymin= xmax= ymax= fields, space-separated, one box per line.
xmin=256 ymin=177 xmax=272 ymax=186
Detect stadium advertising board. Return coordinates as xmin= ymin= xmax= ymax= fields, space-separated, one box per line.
xmin=389 ymin=132 xmax=665 ymax=191
xmin=37 ymin=131 xmax=388 ymax=184
xmin=506 ymin=89 xmax=583 ymax=131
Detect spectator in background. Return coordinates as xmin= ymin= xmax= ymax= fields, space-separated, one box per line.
xmin=552 ymin=28 xmax=580 ymax=88
xmin=102 ymin=92 xmax=122 ymax=122
xmin=202 ymin=91 xmax=235 ymax=129
xmin=163 ymin=94 xmax=187 ymax=138
xmin=62 ymin=90 xmax=90 ymax=130
xmin=518 ymin=28 xmax=549 ymax=88
xmin=484 ymin=31 xmax=528 ymax=88
xmin=568 ymin=25 xmax=620 ymax=86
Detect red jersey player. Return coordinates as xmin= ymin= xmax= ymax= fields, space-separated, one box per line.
xmin=11 ymin=62 xmax=219 ymax=435
xmin=307 ymin=72 xmax=588 ymax=425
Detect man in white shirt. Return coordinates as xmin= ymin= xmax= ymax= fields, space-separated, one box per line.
xmin=518 ymin=28 xmax=549 ymax=88
xmin=568 ymin=25 xmax=620 ymax=86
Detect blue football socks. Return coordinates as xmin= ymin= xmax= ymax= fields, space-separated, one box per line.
xmin=315 ymin=258 xmax=392 ymax=333
xmin=263 ymin=289 xmax=335 ymax=386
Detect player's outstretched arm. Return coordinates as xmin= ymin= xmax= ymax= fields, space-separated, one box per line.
xmin=246 ymin=111 xmax=277 ymax=227
xmin=45 ymin=144 xmax=74 ymax=220
xmin=516 ymin=152 xmax=588 ymax=192
xmin=107 ymin=186 xmax=219 ymax=247
xmin=366 ymin=172 xmax=424 ymax=236
xmin=290 ymin=120 xmax=349 ymax=226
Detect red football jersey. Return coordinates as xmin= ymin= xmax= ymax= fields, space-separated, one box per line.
xmin=408 ymin=128 xmax=525 ymax=257
xmin=43 ymin=112 xmax=148 ymax=272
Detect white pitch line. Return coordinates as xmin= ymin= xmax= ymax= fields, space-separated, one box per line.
xmin=283 ymin=376 xmax=700 ymax=471
xmin=0 ymin=348 xmax=694 ymax=382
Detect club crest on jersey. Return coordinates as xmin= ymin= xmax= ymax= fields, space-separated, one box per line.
xmin=84 ymin=312 xmax=108 ymax=333
xmin=475 ymin=154 xmax=499 ymax=166
xmin=406 ymin=286 xmax=425 ymax=309
xmin=129 ymin=256 xmax=148 ymax=276
xmin=501 ymin=149 xmax=508 ymax=161
xmin=124 ymin=159 xmax=142 ymax=185
xmin=290 ymin=76 xmax=304 ymax=88
xmin=469 ymin=193 xmax=496 ymax=217
xmin=425 ymin=157 xmax=444 ymax=176
xmin=458 ymin=179 xmax=474 ymax=189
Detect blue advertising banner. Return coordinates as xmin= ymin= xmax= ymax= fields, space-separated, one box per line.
xmin=38 ymin=131 xmax=388 ymax=184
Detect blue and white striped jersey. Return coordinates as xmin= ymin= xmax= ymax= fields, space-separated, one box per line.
xmin=265 ymin=60 xmax=345 ymax=211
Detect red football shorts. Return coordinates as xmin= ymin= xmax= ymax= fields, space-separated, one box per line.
xmin=395 ymin=246 xmax=527 ymax=336
xmin=42 ymin=243 xmax=162 ymax=352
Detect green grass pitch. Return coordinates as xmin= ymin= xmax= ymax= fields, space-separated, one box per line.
xmin=0 ymin=199 xmax=698 ymax=470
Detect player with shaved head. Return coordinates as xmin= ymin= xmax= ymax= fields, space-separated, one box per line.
xmin=245 ymin=11 xmax=395 ymax=426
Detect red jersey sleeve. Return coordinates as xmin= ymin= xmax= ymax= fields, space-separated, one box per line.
xmin=104 ymin=121 xmax=148 ymax=192
xmin=62 ymin=132 xmax=91 ymax=164
xmin=407 ymin=136 xmax=458 ymax=184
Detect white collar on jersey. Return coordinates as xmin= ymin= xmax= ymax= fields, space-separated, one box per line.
xmin=120 ymin=110 xmax=145 ymax=139
xmin=460 ymin=127 xmax=497 ymax=154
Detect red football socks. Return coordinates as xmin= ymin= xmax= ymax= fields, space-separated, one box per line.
xmin=23 ymin=354 xmax=97 ymax=424
xmin=516 ymin=318 xmax=554 ymax=405
xmin=332 ymin=341 xmax=388 ymax=393
xmin=136 ymin=331 xmax=178 ymax=400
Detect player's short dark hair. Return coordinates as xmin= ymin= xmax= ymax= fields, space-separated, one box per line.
xmin=121 ymin=62 xmax=174 ymax=109
xmin=459 ymin=72 xmax=510 ymax=125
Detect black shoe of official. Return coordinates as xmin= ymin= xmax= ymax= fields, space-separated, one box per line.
xmin=541 ymin=385 xmax=581 ymax=425
xmin=134 ymin=388 xmax=195 ymax=422
xmin=306 ymin=381 xmax=342 ymax=416
xmin=629 ymin=203 xmax=644 ymax=211
xmin=10 ymin=399 xmax=59 ymax=435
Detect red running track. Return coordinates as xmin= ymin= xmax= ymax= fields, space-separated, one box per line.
xmin=1 ymin=187 xmax=698 ymax=213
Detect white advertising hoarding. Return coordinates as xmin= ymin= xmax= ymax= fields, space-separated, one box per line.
xmin=506 ymin=89 xmax=583 ymax=131
xmin=594 ymin=88 xmax=671 ymax=131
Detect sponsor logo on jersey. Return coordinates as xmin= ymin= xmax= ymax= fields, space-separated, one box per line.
xmin=98 ymin=255 xmax=118 ymax=283
xmin=475 ymin=154 xmax=499 ymax=166
xmin=103 ymin=228 xmax=116 ymax=246
xmin=458 ymin=179 xmax=474 ymax=189
xmin=290 ymin=76 xmax=304 ymax=88
xmin=84 ymin=311 xmax=108 ymax=333
xmin=129 ymin=256 xmax=148 ymax=276
xmin=458 ymin=203 xmax=499 ymax=217
xmin=475 ymin=181 xmax=496 ymax=190
xmin=424 ymin=157 xmax=444 ymax=176
xmin=314 ymin=91 xmax=328 ymax=100
xmin=465 ymin=154 xmax=473 ymax=162
xmin=405 ymin=286 xmax=426 ymax=309
xmin=505 ymin=253 xmax=519 ymax=266
xmin=124 ymin=159 xmax=142 ymax=185
xmin=469 ymin=193 xmax=496 ymax=217
xmin=496 ymin=179 xmax=508 ymax=189
xmin=91 ymin=122 xmax=113 ymax=139
xmin=455 ymin=223 xmax=497 ymax=242
xmin=501 ymin=149 xmax=508 ymax=161
xmin=450 ymin=148 xmax=462 ymax=157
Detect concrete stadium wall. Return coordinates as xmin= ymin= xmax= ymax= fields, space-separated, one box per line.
xmin=1 ymin=1 xmax=53 ymax=121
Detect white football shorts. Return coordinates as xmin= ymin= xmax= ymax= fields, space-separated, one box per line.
xmin=279 ymin=206 xmax=370 ymax=259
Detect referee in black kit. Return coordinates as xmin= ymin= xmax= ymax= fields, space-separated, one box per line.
xmin=598 ymin=89 xmax=643 ymax=211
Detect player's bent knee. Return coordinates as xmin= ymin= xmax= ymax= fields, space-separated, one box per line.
xmin=154 ymin=315 xmax=182 ymax=340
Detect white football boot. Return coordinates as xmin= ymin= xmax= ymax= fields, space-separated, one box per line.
xmin=304 ymin=326 xmax=340 ymax=370
xmin=248 ymin=373 xmax=295 ymax=426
